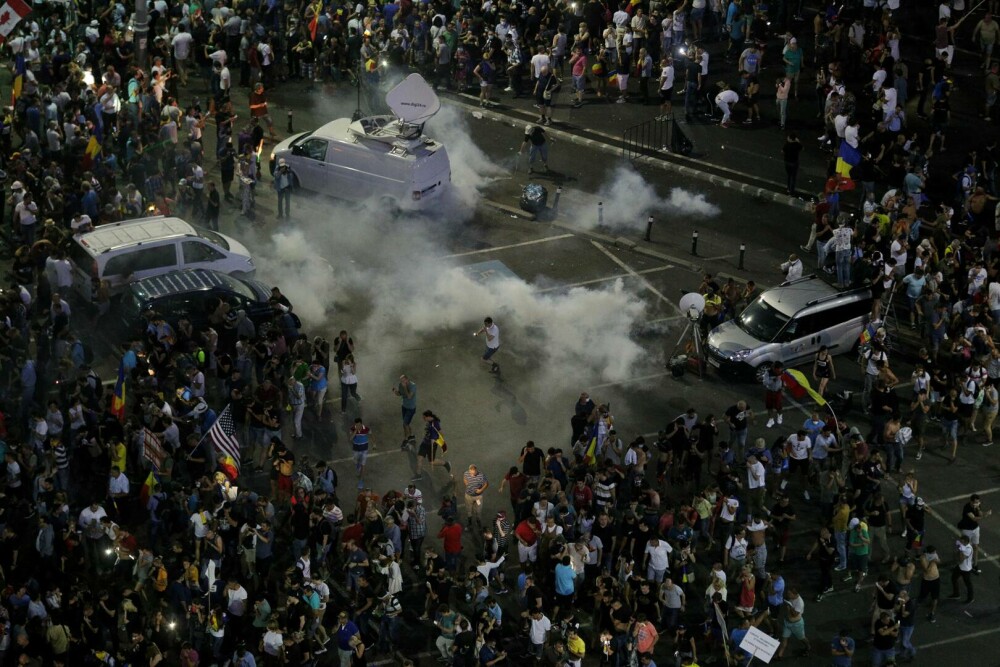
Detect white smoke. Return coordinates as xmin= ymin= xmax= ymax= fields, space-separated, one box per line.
xmin=564 ymin=164 xmax=720 ymax=232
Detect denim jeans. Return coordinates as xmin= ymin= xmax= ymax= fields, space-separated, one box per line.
xmin=776 ymin=98 xmax=788 ymax=127
xmin=871 ymin=647 xmax=895 ymax=667
xmin=900 ymin=625 xmax=916 ymax=658
xmin=836 ymin=249 xmax=852 ymax=287
xmin=835 ymin=530 xmax=847 ymax=566
xmin=685 ymin=81 xmax=699 ymax=116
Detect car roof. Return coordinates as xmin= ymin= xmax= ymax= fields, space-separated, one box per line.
xmin=310 ymin=118 xmax=353 ymax=142
xmin=76 ymin=216 xmax=197 ymax=255
xmin=761 ymin=275 xmax=865 ymax=317
xmin=131 ymin=268 xmax=232 ymax=301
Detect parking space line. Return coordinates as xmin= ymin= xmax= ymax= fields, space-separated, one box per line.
xmin=536 ymin=265 xmax=676 ymax=292
xmin=589 ymin=372 xmax=673 ymax=390
xmin=919 ymin=487 xmax=1000 ymax=505
xmin=590 ymin=241 xmax=682 ymax=315
xmin=442 ymin=234 xmax=574 ymax=258
xmin=919 ymin=626 xmax=1000 ymax=650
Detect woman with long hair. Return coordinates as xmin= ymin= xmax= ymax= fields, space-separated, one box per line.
xmin=414 ymin=410 xmax=451 ymax=480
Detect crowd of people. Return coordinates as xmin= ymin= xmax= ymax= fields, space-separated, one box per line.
xmin=0 ymin=0 xmax=999 ymax=666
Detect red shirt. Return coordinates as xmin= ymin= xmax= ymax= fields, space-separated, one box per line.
xmin=572 ymin=485 xmax=593 ymax=510
xmin=438 ymin=522 xmax=463 ymax=554
xmin=504 ymin=472 xmax=527 ymax=501
xmin=515 ymin=519 xmax=540 ymax=546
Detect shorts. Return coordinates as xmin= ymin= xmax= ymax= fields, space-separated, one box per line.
xmin=660 ymin=87 xmax=673 ymax=102
xmin=942 ymin=419 xmax=959 ymax=439
xmin=480 ymin=80 xmax=491 ymax=88
xmin=690 ymin=7 xmax=705 ymax=20
xmin=777 ymin=528 xmax=791 ymax=547
xmin=418 ymin=440 xmax=435 ymax=460
xmin=555 ymin=592 xmax=574 ymax=608
xmin=573 ymin=74 xmax=585 ymax=92
xmin=962 ymin=526 xmax=981 ymax=546
xmin=848 ymin=552 xmax=869 ymax=573
xmin=920 ymin=577 xmax=940 ymax=601
xmin=278 ymin=475 xmax=293 ymax=493
xmin=782 ymin=617 xmax=805 ymax=640
xmin=482 ymin=345 xmax=500 ymax=360
xmin=789 ymin=457 xmax=808 ymax=474
xmin=518 ymin=541 xmax=538 ymax=563
xmin=353 ymin=449 xmax=369 ymax=467
xmin=765 ymin=390 xmax=783 ymax=411
xmin=401 ymin=406 xmax=416 ymax=425
xmin=959 ymin=402 xmax=974 ymax=418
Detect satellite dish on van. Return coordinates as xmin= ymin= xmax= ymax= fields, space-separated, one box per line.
xmin=679 ymin=292 xmax=705 ymax=321
xmin=385 ymin=74 xmax=441 ymax=125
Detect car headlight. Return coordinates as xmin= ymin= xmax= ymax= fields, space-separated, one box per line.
xmin=269 ymin=152 xmax=275 ymax=163
xmin=730 ymin=349 xmax=753 ymax=362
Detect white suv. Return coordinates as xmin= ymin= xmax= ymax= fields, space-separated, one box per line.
xmin=68 ymin=216 xmax=255 ymax=300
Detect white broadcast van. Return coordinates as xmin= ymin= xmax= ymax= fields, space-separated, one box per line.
xmin=269 ymin=74 xmax=451 ymax=208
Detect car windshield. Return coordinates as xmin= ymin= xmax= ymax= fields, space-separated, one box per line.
xmin=216 ymin=273 xmax=256 ymax=300
xmin=291 ymin=131 xmax=314 ymax=145
xmin=197 ymin=229 xmax=230 ymax=251
xmin=737 ymin=297 xmax=790 ymax=342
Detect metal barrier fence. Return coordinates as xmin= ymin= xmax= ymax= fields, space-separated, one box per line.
xmin=621 ymin=115 xmax=693 ymax=161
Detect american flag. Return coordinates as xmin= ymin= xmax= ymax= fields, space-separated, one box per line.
xmin=207 ymin=404 xmax=241 ymax=473
xmin=142 ymin=428 xmax=167 ymax=471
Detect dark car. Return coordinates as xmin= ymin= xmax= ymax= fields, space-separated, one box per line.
xmin=120 ymin=268 xmax=278 ymax=335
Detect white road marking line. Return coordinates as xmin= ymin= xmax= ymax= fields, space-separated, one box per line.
xmin=920 ymin=487 xmax=1000 ymax=505
xmin=589 ymin=240 xmax=682 ymax=315
xmin=536 ymin=265 xmax=676 ymax=292
xmin=919 ymin=626 xmax=1000 ymax=650
xmin=442 ymin=234 xmax=575 ymax=258
xmin=921 ymin=501 xmax=1000 ymax=570
xmin=588 ymin=372 xmax=673 ymax=390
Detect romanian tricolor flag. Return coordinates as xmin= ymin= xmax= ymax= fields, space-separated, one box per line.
xmin=111 ymin=359 xmax=126 ymax=421
xmin=218 ymin=453 xmax=239 ymax=480
xmin=308 ymin=0 xmax=323 ymax=41
xmin=781 ymin=368 xmax=827 ymax=406
xmin=859 ymin=321 xmax=877 ymax=347
xmin=82 ymin=135 xmax=101 ymax=169
xmin=139 ymin=470 xmax=158 ymax=507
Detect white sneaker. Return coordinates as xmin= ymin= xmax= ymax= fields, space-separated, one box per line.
xmin=817 ymin=134 xmax=827 ymax=141
xmin=804 ymin=490 xmax=811 ymax=500
xmin=766 ymin=418 xmax=775 ymax=428
xmin=504 ymin=87 xmax=513 ymax=92
xmin=777 ymin=414 xmax=784 ymax=425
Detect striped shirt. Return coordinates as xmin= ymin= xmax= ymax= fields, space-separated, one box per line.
xmin=463 ymin=470 xmax=488 ymax=496
xmin=351 ymin=425 xmax=370 ymax=452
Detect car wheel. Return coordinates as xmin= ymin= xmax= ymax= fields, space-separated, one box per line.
xmin=754 ymin=360 xmax=773 ymax=385
xmin=379 ymin=196 xmax=400 ymax=214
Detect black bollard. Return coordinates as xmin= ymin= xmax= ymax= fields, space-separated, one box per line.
xmin=287 ymin=110 xmax=294 ymax=133
xmin=691 ymin=230 xmax=699 ymax=256
xmin=645 ymin=215 xmax=654 ymax=242
xmin=553 ymin=186 xmax=562 ymax=211
xmin=738 ymin=242 xmax=746 ymax=270
xmin=598 ymin=201 xmax=604 ymax=225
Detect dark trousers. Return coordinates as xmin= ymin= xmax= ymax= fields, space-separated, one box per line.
xmin=785 ymin=160 xmax=799 ymax=194
xmin=951 ymin=566 xmax=973 ymax=601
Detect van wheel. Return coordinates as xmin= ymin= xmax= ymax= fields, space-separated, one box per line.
xmin=754 ymin=361 xmax=773 ymax=385
xmin=379 ymin=196 xmax=400 ymax=213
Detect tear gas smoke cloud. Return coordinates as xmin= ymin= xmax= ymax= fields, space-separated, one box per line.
xmin=246 ymin=102 xmax=699 ymax=389
xmin=565 ymin=165 xmax=720 ymax=232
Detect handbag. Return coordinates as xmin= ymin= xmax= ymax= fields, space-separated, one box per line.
xmin=433 ymin=430 xmax=448 ymax=453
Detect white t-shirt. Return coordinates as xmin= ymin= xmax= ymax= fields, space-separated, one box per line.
xmin=529 ymin=615 xmax=552 ymax=644
xmin=957 ymin=542 xmax=973 ymax=571
xmin=748 ymin=461 xmax=766 ymax=489
xmin=530 ymin=53 xmax=550 ymax=78
xmin=227 ymin=586 xmax=248 ymax=615
xmin=172 ymin=32 xmax=194 ymax=60
xmin=484 ymin=323 xmax=500 ymax=350
xmin=787 ymin=435 xmax=811 ymax=461
xmin=813 ymin=433 xmax=836 ymax=459
xmin=660 ymin=64 xmax=674 ymax=90
xmin=720 ymin=497 xmax=739 ymax=523
xmin=645 ymin=541 xmax=672 ymax=570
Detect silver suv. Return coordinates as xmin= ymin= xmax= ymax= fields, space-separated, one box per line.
xmin=706 ymin=275 xmax=872 ymax=377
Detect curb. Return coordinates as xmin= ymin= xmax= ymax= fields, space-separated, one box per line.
xmin=450 ymin=98 xmax=812 ymax=212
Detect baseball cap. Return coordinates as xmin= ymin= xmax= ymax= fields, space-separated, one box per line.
xmin=849 ymin=517 xmax=860 ymax=529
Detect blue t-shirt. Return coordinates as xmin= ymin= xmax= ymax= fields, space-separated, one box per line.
xmin=903 ymin=273 xmax=927 ymax=299
xmin=554 ymin=563 xmax=576 ymax=596
xmin=310 ymin=365 xmax=328 ymax=391
xmin=831 ymin=636 xmax=855 ymax=667
xmin=336 ymin=621 xmax=360 ymax=651
xmin=398 ymin=381 xmax=417 ymax=409
xmin=766 ymin=576 xmax=785 ymax=607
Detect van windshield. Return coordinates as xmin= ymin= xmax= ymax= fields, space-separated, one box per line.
xmin=197 ymin=229 xmax=230 ymax=251
xmin=738 ymin=297 xmax=790 ymax=342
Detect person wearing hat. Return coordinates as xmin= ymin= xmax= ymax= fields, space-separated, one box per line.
xmin=273 ymin=156 xmax=294 ymax=220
